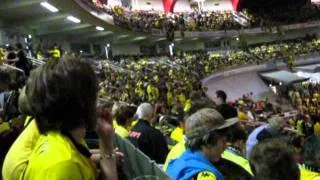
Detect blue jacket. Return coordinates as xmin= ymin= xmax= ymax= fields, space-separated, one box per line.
xmin=167 ymin=149 xmax=224 ymax=180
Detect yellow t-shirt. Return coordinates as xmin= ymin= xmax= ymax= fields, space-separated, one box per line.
xmin=300 ymin=168 xmax=320 ymax=180
xmin=221 ymin=150 xmax=253 ymax=175
xmin=23 ymin=131 xmax=96 ymax=180
xmin=0 ymin=122 xmax=10 ymax=133
xmin=238 ymin=111 xmax=248 ymax=121
xmin=115 ymin=125 xmax=129 ymax=138
xmin=184 ymin=99 xmax=192 ymax=112
xmin=164 ymin=141 xmax=186 ymax=171
xmin=170 ymin=127 xmax=184 ymax=143
xmin=2 ymin=120 xmax=40 ymax=180
xmin=314 ymin=122 xmax=320 ymax=136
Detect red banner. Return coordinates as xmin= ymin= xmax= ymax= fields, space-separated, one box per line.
xmin=162 ymin=0 xmax=177 ymax=13
xmin=231 ymin=0 xmax=240 ymax=11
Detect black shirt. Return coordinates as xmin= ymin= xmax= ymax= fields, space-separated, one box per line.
xmin=216 ymin=103 xmax=238 ymax=119
xmin=127 ymin=119 xmax=169 ymax=164
xmin=16 ymin=50 xmax=30 ymax=76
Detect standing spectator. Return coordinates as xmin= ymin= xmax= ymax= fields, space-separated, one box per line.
xmin=215 ymin=90 xmax=238 ymax=119
xmin=127 ymin=103 xmax=169 ymax=163
xmin=15 ymin=43 xmax=30 ymax=76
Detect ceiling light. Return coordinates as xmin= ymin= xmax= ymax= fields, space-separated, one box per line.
xmin=67 ymin=16 xmax=81 ymax=23
xmin=96 ymin=26 xmax=104 ymax=31
xmin=40 ymin=2 xmax=59 ymax=13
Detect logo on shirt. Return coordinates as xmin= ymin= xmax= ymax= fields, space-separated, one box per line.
xmin=128 ymin=131 xmax=142 ymax=138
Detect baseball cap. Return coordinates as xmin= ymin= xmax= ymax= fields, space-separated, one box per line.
xmin=185 ymin=108 xmax=239 ymax=140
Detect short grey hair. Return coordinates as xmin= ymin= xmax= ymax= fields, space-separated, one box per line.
xmin=136 ymin=103 xmax=153 ymax=120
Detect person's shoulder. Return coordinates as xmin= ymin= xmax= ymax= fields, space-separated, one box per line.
xmin=194 ymin=171 xmax=217 ymax=180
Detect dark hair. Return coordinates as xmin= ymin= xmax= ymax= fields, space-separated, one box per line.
xmin=22 ymin=58 xmax=98 ymax=134
xmin=187 ymin=128 xmax=228 ymax=151
xmin=115 ymin=105 xmax=136 ymax=126
xmin=302 ymin=135 xmax=320 ymax=167
xmin=16 ymin=43 xmax=23 ymax=50
xmin=227 ymin=123 xmax=247 ymax=143
xmin=216 ymin=90 xmax=227 ymax=102
xmin=249 ymin=139 xmax=300 ymax=180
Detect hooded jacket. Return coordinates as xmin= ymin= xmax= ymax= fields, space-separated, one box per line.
xmin=167 ymin=149 xmax=224 ymax=180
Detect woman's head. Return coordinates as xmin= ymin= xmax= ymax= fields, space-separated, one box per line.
xmin=20 ymin=58 xmax=98 ymax=134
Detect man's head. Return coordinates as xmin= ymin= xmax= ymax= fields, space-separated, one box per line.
xmin=185 ymin=108 xmax=238 ymax=162
xmin=249 ymin=139 xmax=300 ymax=180
xmin=20 ymin=58 xmax=98 ymax=134
xmin=216 ymin=90 xmax=227 ymax=104
xmin=136 ymin=103 xmax=153 ymax=121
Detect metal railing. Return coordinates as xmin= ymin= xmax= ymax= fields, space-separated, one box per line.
xmin=1 ymin=63 xmax=25 ymax=77
xmin=27 ymin=57 xmax=46 ymax=67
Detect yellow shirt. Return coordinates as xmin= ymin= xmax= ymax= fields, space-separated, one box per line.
xmin=184 ymin=99 xmax=192 ymax=112
xmin=115 ymin=125 xmax=129 ymax=138
xmin=300 ymin=168 xmax=320 ymax=180
xmin=0 ymin=122 xmax=10 ymax=133
xmin=178 ymin=94 xmax=186 ymax=105
xmin=170 ymin=127 xmax=184 ymax=143
xmin=167 ymin=92 xmax=174 ymax=106
xmin=221 ymin=150 xmax=253 ymax=175
xmin=238 ymin=111 xmax=248 ymax=121
xmin=314 ymin=122 xmax=320 ymax=136
xmin=2 ymin=120 xmax=40 ymax=180
xmin=23 ymin=131 xmax=96 ymax=180
xmin=164 ymin=141 xmax=186 ymax=171
xmin=49 ymin=49 xmax=61 ymax=58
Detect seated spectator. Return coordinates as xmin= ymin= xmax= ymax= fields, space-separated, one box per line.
xmin=300 ymin=135 xmax=320 ymax=179
xmin=215 ymin=90 xmax=238 ymax=119
xmin=167 ymin=108 xmax=238 ymax=180
xmin=249 ymin=139 xmax=300 ymax=180
xmin=246 ymin=116 xmax=285 ymax=158
xmin=127 ymin=102 xmax=169 ymax=164
xmin=219 ymin=123 xmax=253 ymax=177
xmin=114 ymin=104 xmax=136 ymax=138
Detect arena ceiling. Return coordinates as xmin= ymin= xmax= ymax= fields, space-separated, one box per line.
xmin=0 ymin=0 xmax=154 ymax=44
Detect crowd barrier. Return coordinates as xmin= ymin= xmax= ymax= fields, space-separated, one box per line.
xmin=114 ymin=134 xmax=170 ymax=180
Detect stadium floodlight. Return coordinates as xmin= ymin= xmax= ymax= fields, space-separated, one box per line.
xmin=96 ymin=26 xmax=104 ymax=31
xmin=67 ymin=16 xmax=81 ymax=23
xmin=40 ymin=2 xmax=59 ymax=13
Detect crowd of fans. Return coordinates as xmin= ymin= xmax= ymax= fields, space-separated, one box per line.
xmin=89 ymin=0 xmax=320 ymax=35
xmin=1 ymin=35 xmax=320 ymax=179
